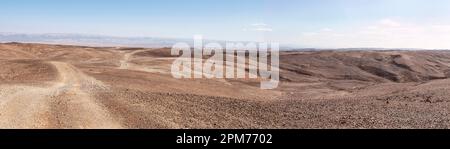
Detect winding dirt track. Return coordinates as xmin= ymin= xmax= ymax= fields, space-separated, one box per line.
xmin=119 ymin=50 xmax=145 ymax=69
xmin=119 ymin=49 xmax=168 ymax=73
xmin=0 ymin=62 xmax=121 ymax=128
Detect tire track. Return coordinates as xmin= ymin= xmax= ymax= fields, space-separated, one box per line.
xmin=0 ymin=61 xmax=122 ymax=128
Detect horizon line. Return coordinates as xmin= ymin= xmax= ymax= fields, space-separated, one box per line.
xmin=1 ymin=32 xmax=450 ymax=50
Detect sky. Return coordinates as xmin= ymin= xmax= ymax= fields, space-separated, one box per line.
xmin=2 ymin=0 xmax=450 ymax=49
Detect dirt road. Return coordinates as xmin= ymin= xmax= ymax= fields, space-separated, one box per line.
xmin=0 ymin=62 xmax=121 ymax=128
xmin=119 ymin=49 xmax=168 ymax=73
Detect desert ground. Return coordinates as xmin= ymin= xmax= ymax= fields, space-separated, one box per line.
xmin=0 ymin=42 xmax=449 ymax=129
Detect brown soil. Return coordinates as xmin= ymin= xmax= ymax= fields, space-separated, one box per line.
xmin=1 ymin=42 xmax=450 ymax=128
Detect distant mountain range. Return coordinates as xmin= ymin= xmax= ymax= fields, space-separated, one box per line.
xmin=0 ymin=33 xmax=193 ymax=48
xmin=0 ymin=33 xmax=299 ymax=50
xmin=1 ymin=32 xmax=444 ymax=51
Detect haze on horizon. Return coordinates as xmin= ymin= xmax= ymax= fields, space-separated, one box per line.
xmin=2 ymin=0 xmax=450 ymax=49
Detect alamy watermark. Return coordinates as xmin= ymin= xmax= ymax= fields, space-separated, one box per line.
xmin=171 ymin=35 xmax=279 ymax=89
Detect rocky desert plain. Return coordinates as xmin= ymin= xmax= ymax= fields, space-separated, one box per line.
xmin=1 ymin=42 xmax=450 ymax=129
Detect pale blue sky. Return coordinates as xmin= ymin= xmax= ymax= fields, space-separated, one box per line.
xmin=2 ymin=0 xmax=450 ymax=48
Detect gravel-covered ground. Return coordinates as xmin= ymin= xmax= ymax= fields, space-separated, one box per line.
xmin=1 ymin=42 xmax=450 ymax=128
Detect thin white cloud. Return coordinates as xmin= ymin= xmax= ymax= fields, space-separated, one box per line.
xmin=298 ymin=19 xmax=450 ymax=49
xmin=253 ymin=27 xmax=273 ymax=32
xmin=251 ymin=23 xmax=268 ymax=27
